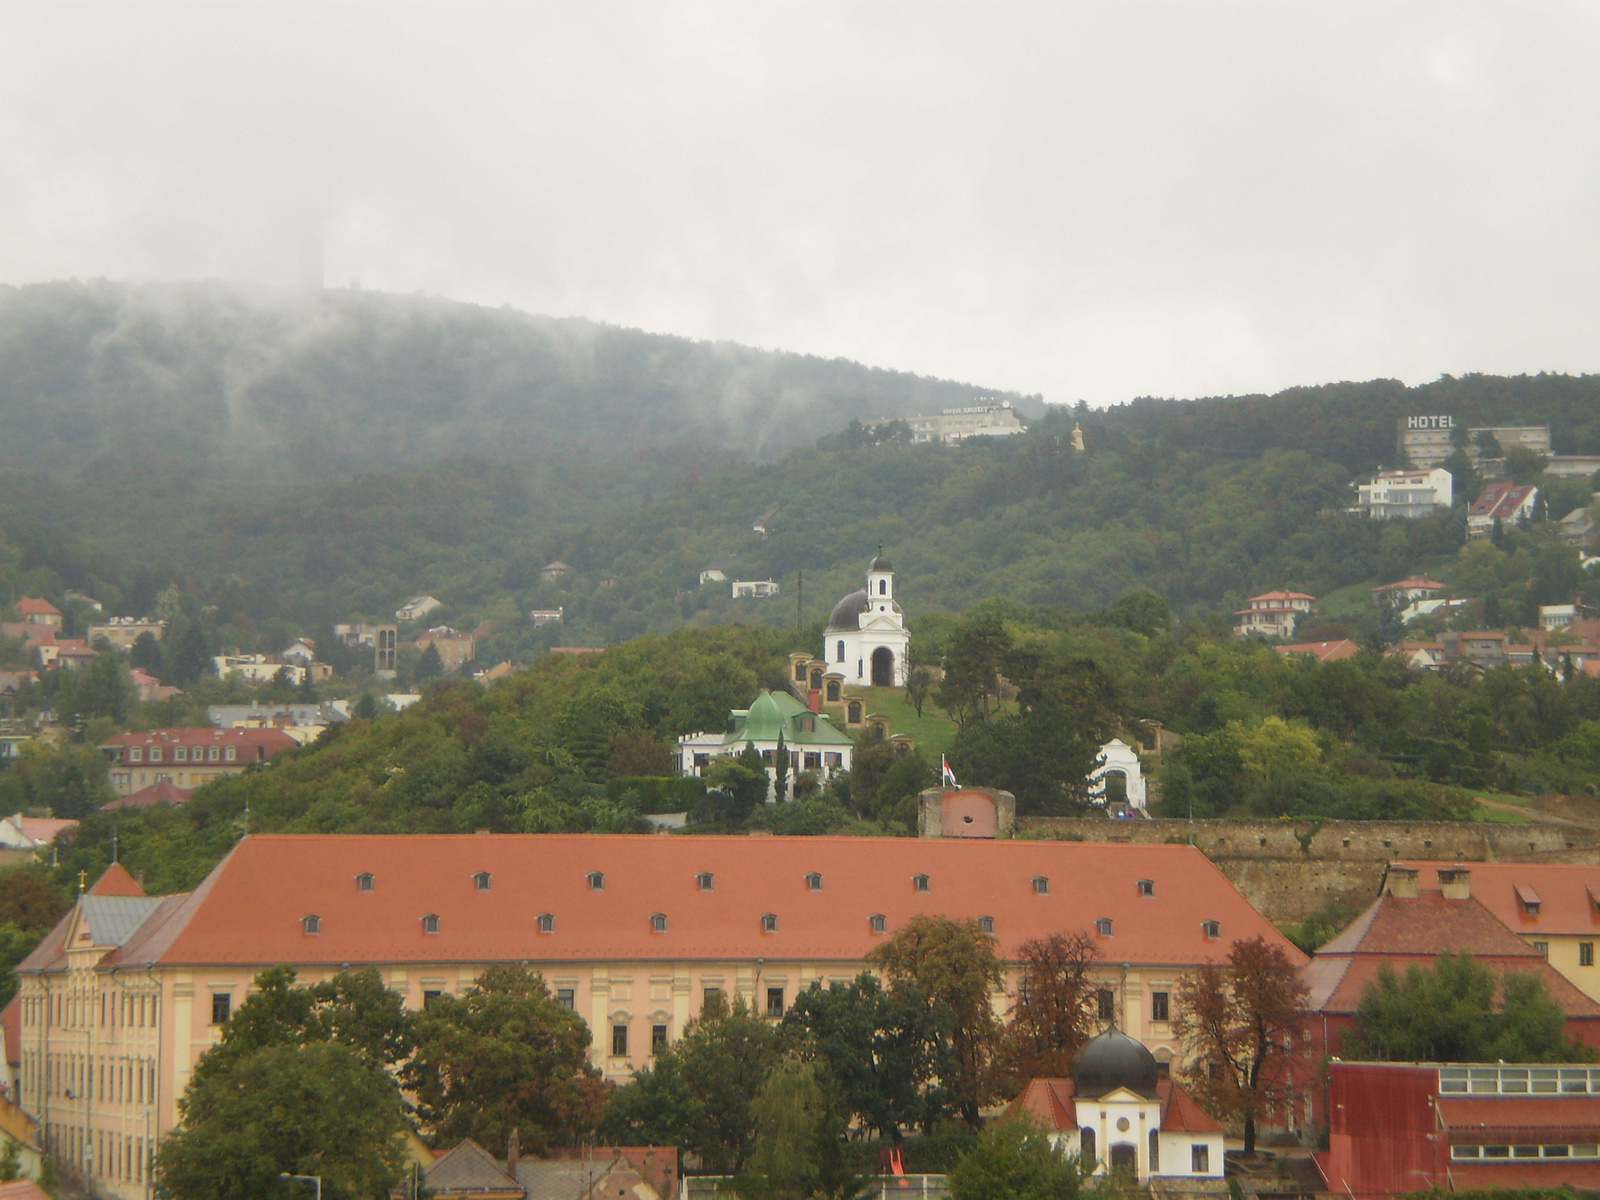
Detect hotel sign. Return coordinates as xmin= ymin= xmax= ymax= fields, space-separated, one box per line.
xmin=1405 ymin=415 xmax=1455 ymax=430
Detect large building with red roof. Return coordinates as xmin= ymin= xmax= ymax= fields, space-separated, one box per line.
xmin=1231 ymin=591 xmax=1316 ymax=640
xmin=97 ymin=727 xmax=298 ymax=796
xmin=16 ymin=834 xmax=1302 ymax=1200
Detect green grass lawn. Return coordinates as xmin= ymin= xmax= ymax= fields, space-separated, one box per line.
xmin=1474 ymin=803 xmax=1536 ymax=824
xmin=853 ymin=687 xmax=959 ymax=760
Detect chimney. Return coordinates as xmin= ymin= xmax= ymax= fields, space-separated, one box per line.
xmin=1438 ymin=866 xmax=1472 ymax=901
xmin=1384 ymin=864 xmax=1420 ymax=899
xmin=506 ymin=1127 xmax=519 ymax=1181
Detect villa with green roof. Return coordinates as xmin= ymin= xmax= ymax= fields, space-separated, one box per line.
xmin=677 ymin=689 xmax=854 ymax=798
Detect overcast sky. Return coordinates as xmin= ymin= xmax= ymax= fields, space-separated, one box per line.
xmin=3 ymin=3 xmax=1598 ymax=405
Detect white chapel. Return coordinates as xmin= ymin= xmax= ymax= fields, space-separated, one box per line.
xmin=824 ymin=552 xmax=911 ymax=689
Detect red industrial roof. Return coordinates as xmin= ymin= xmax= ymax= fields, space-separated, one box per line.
xmin=1395 ymin=862 xmax=1600 ymax=938
xmin=29 ymin=834 xmax=1304 ymax=971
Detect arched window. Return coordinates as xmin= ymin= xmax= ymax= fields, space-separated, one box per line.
xmin=422 ymin=914 xmax=440 ymax=934
xmin=825 ymin=680 xmax=840 ymax=701
xmin=1081 ymin=1127 xmax=1096 ymax=1163
xmin=761 ymin=913 xmax=778 ymax=933
xmin=651 ymin=913 xmax=668 ymax=933
xmin=474 ymin=871 xmax=492 ymax=891
xmin=1149 ymin=1128 xmax=1160 ymax=1173
xmin=878 ymin=579 xmax=886 ymax=595
xmin=869 ymin=914 xmax=887 ymax=934
xmin=697 ymin=872 xmax=714 ymax=891
xmin=1096 ymin=917 xmax=1114 ymax=937
xmin=588 ymin=871 xmax=605 ymax=890
xmin=1032 ymin=876 xmax=1050 ymax=895
xmin=794 ymin=662 xmax=807 ymax=681
xmin=806 ymin=872 xmax=823 ymax=891
xmin=836 ymin=640 xmax=845 ymax=663
xmin=978 ymin=915 xmax=994 ymax=934
xmin=538 ymin=913 xmax=555 ymax=934
xmin=1138 ymin=878 xmax=1155 ymax=897
xmin=355 ymin=873 xmax=374 ymax=892
xmin=301 ymin=915 xmax=321 ymax=935
xmin=847 ymin=701 xmax=862 ymax=723
xmin=1202 ymin=920 xmax=1221 ymax=939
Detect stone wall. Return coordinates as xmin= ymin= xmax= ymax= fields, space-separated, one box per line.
xmin=1016 ymin=817 xmax=1600 ymax=924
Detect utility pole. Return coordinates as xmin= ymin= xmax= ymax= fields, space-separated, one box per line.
xmin=796 ymin=572 xmax=803 ymax=631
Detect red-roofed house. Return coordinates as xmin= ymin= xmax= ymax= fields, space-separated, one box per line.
xmin=100 ymin=780 xmax=194 ymax=812
xmin=128 ymin=669 xmax=182 ymax=704
xmin=1318 ymin=1059 xmax=1600 ymax=1197
xmin=17 ymin=837 xmax=1302 ymax=1200
xmin=1468 ymin=482 xmax=1539 ymax=539
xmin=1232 ymin=591 xmax=1316 ymax=640
xmin=1274 ymin=639 xmax=1361 ymax=664
xmin=98 ymin=727 xmax=298 ymax=796
xmin=1371 ymin=576 xmax=1448 ymax=606
xmin=13 ymin=599 xmax=60 ymax=628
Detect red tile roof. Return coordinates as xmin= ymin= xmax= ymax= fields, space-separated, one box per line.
xmin=14 ymin=817 xmax=77 ymax=847
xmin=1371 ymin=576 xmax=1448 ymax=593
xmin=100 ymin=780 xmax=195 ymax=812
xmin=88 ymin=863 xmax=147 ymax=897
xmin=1009 ymin=1077 xmax=1222 ymax=1133
xmin=33 ymin=834 xmax=1304 ymax=971
xmin=1470 ymin=482 xmax=1537 ymax=519
xmin=1248 ymin=591 xmax=1316 ymax=602
xmin=98 ymin=726 xmax=298 ymax=760
xmin=1394 ymin=861 xmax=1600 ymax=938
xmin=14 ymin=598 xmax=59 ymax=617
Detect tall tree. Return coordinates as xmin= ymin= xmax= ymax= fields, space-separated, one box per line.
xmin=1000 ymin=931 xmax=1100 ymax=1086
xmin=1172 ymin=935 xmax=1310 ymax=1157
xmin=405 ymin=964 xmax=606 ymax=1152
xmin=156 ymin=1040 xmax=409 ymax=1200
xmin=946 ymin=1114 xmax=1091 ymax=1200
xmin=784 ymin=971 xmax=954 ymax=1140
xmin=871 ymin=915 xmax=1004 ymax=1127
xmin=935 ymin=610 xmax=1013 ymax=729
xmin=737 ymin=1058 xmax=858 ymax=1200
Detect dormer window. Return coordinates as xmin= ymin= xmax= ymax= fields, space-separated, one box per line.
xmin=224 ymin=746 xmax=236 ymax=762
xmin=1032 ymin=876 xmax=1050 ymax=895
xmin=149 ymin=747 xmax=162 ymax=763
xmin=538 ymin=913 xmax=555 ymax=934
xmin=174 ymin=746 xmax=187 ymax=762
xmin=761 ymin=913 xmax=778 ymax=933
xmin=806 ymin=872 xmax=823 ymax=891
xmin=129 ymin=748 xmax=142 ymax=762
xmin=978 ymin=916 xmax=995 ymax=934
xmin=355 ymin=873 xmax=374 ymax=892
xmin=869 ymin=914 xmax=887 ymax=934
xmin=588 ymin=871 xmax=605 ymax=890
xmin=302 ymin=915 xmax=321 ymax=935
xmin=1096 ymin=917 xmax=1114 ymax=937
xmin=474 ymin=872 xmax=492 ymax=891
xmin=208 ymin=746 xmax=219 ymax=761
xmin=651 ymin=913 xmax=668 ymax=933
xmin=697 ymin=872 xmax=714 ymax=891
xmin=1202 ymin=920 xmax=1221 ymax=939
xmin=1138 ymin=879 xmax=1155 ymax=897
xmin=422 ymin=914 xmax=440 ymax=934
xmin=912 ymin=874 xmax=930 ymax=893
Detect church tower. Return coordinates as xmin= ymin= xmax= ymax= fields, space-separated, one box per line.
xmin=824 ymin=550 xmax=910 ymax=689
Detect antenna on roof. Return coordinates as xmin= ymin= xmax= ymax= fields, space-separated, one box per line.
xmin=111 ymin=822 xmax=118 ymax=864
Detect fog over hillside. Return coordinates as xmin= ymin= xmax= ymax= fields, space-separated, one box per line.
xmin=0 ymin=280 xmax=1028 ymax=478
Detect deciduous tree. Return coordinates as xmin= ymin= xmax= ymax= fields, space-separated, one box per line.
xmin=947 ymin=1114 xmax=1092 ymax=1200
xmin=1000 ymin=931 xmax=1100 ymax=1086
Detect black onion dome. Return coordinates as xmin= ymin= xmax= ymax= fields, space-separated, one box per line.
xmin=870 ymin=555 xmax=893 ymax=572
xmin=826 ymin=589 xmax=870 ymax=632
xmin=1072 ymin=1026 xmax=1160 ymax=1099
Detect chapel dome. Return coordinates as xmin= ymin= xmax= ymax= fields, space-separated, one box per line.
xmin=826 ymin=589 xmax=870 ymax=633
xmin=870 ymin=554 xmax=893 ymax=572
xmin=1072 ymin=1026 xmax=1160 ymax=1099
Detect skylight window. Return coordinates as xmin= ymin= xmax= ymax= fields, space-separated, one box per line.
xmin=1096 ymin=917 xmax=1114 ymax=937
xmin=302 ymin=915 xmax=321 ymax=935
xmin=912 ymin=874 xmax=930 ymax=893
xmin=538 ymin=913 xmax=554 ymax=934
xmin=869 ymin=914 xmax=887 ymax=934
xmin=697 ymin=872 xmax=714 ymax=891
xmin=806 ymin=872 xmax=823 ymax=891
xmin=651 ymin=912 xmax=668 ymax=933
xmin=761 ymin=913 xmax=778 ymax=933
xmin=1202 ymin=920 xmax=1221 ymax=939
xmin=1137 ymin=879 xmax=1155 ymax=897
xmin=978 ymin=916 xmax=995 ymax=934
xmin=1032 ymin=876 xmax=1050 ymax=895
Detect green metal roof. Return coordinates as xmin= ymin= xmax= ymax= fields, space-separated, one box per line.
xmin=723 ymin=689 xmax=854 ymax=748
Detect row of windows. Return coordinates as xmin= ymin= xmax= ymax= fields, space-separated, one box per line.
xmin=33 ymin=990 xmax=161 ymax=1030
xmin=1452 ymin=1143 xmax=1600 ymax=1160
xmin=48 ymin=1126 xmax=152 ymax=1186
xmin=125 ymin=744 xmax=235 ymax=763
xmin=29 ymin=1050 xmax=156 ymax=1105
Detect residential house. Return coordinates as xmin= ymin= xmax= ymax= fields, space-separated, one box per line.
xmin=0 ymin=814 xmax=78 ymax=867
xmin=1010 ymin=1030 xmax=1225 ymax=1183
xmin=63 ymin=592 xmax=100 ymax=613
xmin=127 ymin=670 xmax=181 ymax=704
xmin=395 ymin=595 xmax=443 ymax=622
xmin=730 ymin=580 xmax=779 ymax=599
xmin=1371 ymin=576 xmax=1448 ymax=607
xmin=280 ymin=638 xmax=318 ymax=666
xmin=85 ymin=618 xmax=165 ymax=651
xmin=1319 ymin=1059 xmax=1600 ymax=1195
xmin=212 ymin=653 xmax=306 ymax=686
xmin=14 ymin=599 xmax=60 ymax=628
xmin=1399 ymin=595 xmax=1479 ymax=626
xmin=698 ymin=559 xmax=734 ymax=586
xmin=1558 ymin=506 xmax=1597 ymax=548
xmin=1275 ymin=639 xmax=1361 ymax=664
xmin=100 ymin=781 xmax=194 ymax=812
xmin=0 ymin=672 xmax=38 ymax=708
xmin=414 ymin=627 xmax=477 ymax=673
xmin=16 ymin=836 xmax=1299 ymax=1199
xmin=98 ymin=727 xmax=298 ymax=796
xmin=35 ymin=637 xmax=95 ymax=670
xmin=528 ymin=608 xmax=564 ymax=626
xmin=1541 ymin=603 xmax=1599 ymax=631
xmin=1467 ymin=482 xmax=1539 ymax=539
xmin=677 ymin=689 xmax=854 ymax=794
xmin=0 ymin=724 xmax=30 ymax=766
xmin=427 ymin=1139 xmax=674 ymax=1200
xmin=206 ymin=701 xmax=349 ymax=745
xmin=540 ymin=561 xmax=573 ymax=583
xmin=1355 ymin=468 xmax=1453 ymax=519
xmin=474 ymin=662 xmax=521 ymax=684
xmin=751 ymin=506 xmax=779 ymax=535
xmin=1389 ymin=640 xmax=1446 ymax=671
xmin=1301 ymin=864 xmax=1600 ymax=1126
xmin=1231 ymin=591 xmax=1316 ymax=639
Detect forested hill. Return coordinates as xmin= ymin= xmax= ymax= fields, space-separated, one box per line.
xmin=0 ymin=280 xmax=1025 ymax=477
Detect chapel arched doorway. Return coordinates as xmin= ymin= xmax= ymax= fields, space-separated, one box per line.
xmin=870 ymin=646 xmax=894 ymax=688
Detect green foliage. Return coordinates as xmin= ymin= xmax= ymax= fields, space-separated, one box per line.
xmin=155 ymin=1040 xmax=409 ymax=1200
xmin=736 ymin=1059 xmax=860 ymax=1200
xmin=947 ymin=1115 xmax=1093 ymax=1200
xmin=1352 ymin=953 xmax=1593 ymax=1063
xmin=405 ymin=964 xmax=606 ymax=1153
xmin=0 ymin=740 xmax=117 ymax=820
xmin=0 ymin=1136 xmax=18 ymax=1182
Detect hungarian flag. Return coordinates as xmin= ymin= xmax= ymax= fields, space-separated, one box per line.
xmin=941 ymin=755 xmax=959 ymax=788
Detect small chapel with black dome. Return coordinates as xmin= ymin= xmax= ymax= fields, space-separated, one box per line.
xmin=824 ymin=552 xmax=911 ymax=689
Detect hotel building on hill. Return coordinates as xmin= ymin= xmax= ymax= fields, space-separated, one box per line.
xmin=16 ymin=835 xmax=1302 ymax=1200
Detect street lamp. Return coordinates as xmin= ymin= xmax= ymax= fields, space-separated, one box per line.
xmin=279 ymin=1173 xmax=322 ymax=1200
